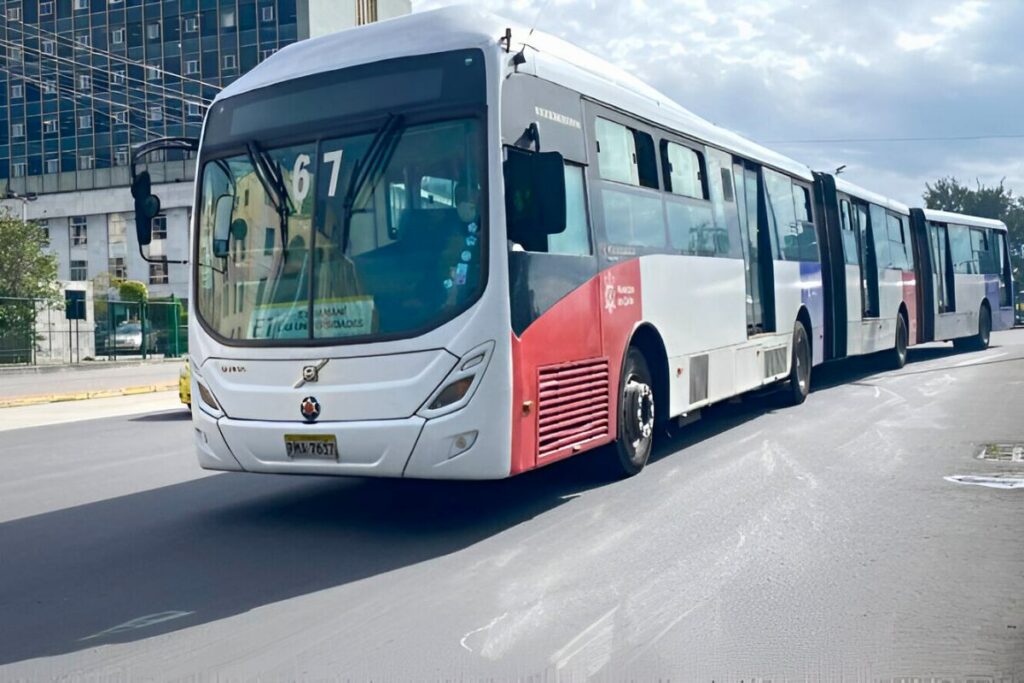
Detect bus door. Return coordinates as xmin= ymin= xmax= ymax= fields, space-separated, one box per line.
xmin=836 ymin=195 xmax=862 ymax=353
xmin=929 ymin=223 xmax=955 ymax=315
xmin=854 ymin=202 xmax=879 ymax=317
xmin=734 ymin=160 xmax=775 ymax=335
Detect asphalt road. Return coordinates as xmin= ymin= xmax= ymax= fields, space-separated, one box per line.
xmin=1 ymin=331 xmax=1022 ymax=680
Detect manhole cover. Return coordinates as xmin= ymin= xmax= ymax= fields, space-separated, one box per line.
xmin=977 ymin=443 xmax=1024 ymax=462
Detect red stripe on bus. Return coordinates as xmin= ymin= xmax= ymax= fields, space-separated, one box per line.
xmin=509 ymin=259 xmax=642 ymax=475
xmin=902 ymin=272 xmax=919 ymax=345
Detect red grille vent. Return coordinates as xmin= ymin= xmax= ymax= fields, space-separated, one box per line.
xmin=536 ymin=358 xmax=610 ymax=458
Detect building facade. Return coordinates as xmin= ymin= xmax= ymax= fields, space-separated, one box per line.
xmin=0 ymin=0 xmax=409 ymax=299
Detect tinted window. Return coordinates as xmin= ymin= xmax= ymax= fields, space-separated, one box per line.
xmin=596 ymin=117 xmax=658 ymax=190
xmin=886 ymin=213 xmax=909 ymax=270
xmin=765 ymin=170 xmax=817 ymax=261
xmin=602 ymin=188 xmax=665 ymax=248
xmin=839 ymin=198 xmax=859 ymax=265
xmin=546 ymin=164 xmax=591 ymax=256
xmin=596 ymin=118 xmax=637 ymax=185
xmin=666 ymin=201 xmax=722 ymax=256
xmin=949 ymin=225 xmax=974 ymax=274
xmin=869 ymin=204 xmax=891 ymax=270
xmin=661 ymin=141 xmax=704 ymax=199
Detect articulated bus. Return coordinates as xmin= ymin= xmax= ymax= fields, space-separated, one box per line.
xmin=130 ymin=8 xmax=1014 ymax=480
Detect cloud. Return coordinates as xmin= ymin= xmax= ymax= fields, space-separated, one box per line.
xmin=412 ymin=0 xmax=1024 ymax=204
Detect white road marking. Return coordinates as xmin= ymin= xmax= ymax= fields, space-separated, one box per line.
xmin=550 ymin=605 xmax=618 ymax=670
xmin=459 ymin=612 xmax=508 ymax=653
xmin=81 ymin=611 xmax=194 ymax=641
xmin=953 ymin=351 xmax=1008 ymax=367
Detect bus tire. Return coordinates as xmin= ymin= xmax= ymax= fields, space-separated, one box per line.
xmin=608 ymin=346 xmax=656 ymax=477
xmin=785 ymin=321 xmax=811 ymax=406
xmin=971 ymin=304 xmax=992 ymax=351
xmin=886 ymin=314 xmax=909 ymax=369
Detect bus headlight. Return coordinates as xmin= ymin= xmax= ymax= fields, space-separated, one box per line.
xmin=418 ymin=340 xmax=494 ymax=419
xmin=196 ymin=380 xmax=224 ymax=418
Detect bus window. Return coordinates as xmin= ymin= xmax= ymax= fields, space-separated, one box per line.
xmin=596 ymin=118 xmax=637 ymax=186
xmin=602 ymin=188 xmax=665 ymax=248
xmin=790 ymin=184 xmax=818 ymax=261
xmin=949 ymin=225 xmax=974 ymax=273
xmin=596 ymin=117 xmax=658 ymax=190
xmin=666 ymin=200 xmax=720 ymax=256
xmin=886 ymin=213 xmax=908 ymax=270
xmin=972 ymin=228 xmax=997 ymax=274
xmin=869 ymin=204 xmax=891 ymax=270
xmin=840 ymin=199 xmax=859 ymax=265
xmin=661 ymin=141 xmax=706 ymax=199
xmin=545 ymin=164 xmax=592 ymax=256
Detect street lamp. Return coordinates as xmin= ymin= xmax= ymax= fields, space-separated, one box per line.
xmin=5 ymin=191 xmax=38 ymax=223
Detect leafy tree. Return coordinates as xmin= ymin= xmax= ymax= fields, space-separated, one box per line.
xmin=924 ymin=177 xmax=1024 ymax=289
xmin=0 ymin=210 xmax=61 ymax=362
xmin=118 ymin=279 xmax=149 ymax=303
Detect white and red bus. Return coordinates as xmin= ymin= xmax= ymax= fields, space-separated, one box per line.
xmin=130 ymin=8 xmax=1014 ymax=480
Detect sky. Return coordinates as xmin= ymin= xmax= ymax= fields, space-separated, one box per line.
xmin=410 ymin=0 xmax=1024 ymax=206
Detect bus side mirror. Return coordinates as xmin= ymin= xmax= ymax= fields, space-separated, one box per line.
xmin=131 ymin=170 xmax=161 ymax=246
xmin=212 ymin=195 xmax=234 ymax=258
xmin=504 ymin=148 xmax=567 ymax=246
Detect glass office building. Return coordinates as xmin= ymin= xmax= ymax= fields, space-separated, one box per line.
xmin=0 ymin=0 xmax=409 ymax=298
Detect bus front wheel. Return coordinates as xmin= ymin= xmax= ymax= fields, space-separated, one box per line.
xmin=608 ymin=347 xmax=655 ymax=478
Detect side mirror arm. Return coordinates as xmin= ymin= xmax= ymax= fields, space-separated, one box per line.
xmin=131 ymin=137 xmax=200 ymax=265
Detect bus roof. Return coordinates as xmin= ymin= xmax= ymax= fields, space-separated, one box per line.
xmin=833 ymin=177 xmax=910 ymax=215
xmin=920 ymin=209 xmax=1008 ymax=231
xmin=217 ymin=7 xmax=814 ymax=181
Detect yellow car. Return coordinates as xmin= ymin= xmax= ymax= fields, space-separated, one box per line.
xmin=179 ymin=355 xmax=191 ymax=409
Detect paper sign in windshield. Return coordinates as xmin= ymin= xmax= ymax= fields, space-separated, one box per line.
xmin=250 ymin=297 xmax=375 ymax=339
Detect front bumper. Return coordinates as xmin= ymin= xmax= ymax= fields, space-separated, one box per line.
xmin=192 ymin=380 xmax=510 ymax=480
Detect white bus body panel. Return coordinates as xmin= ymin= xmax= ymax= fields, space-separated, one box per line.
xmin=934 ymin=275 xmax=986 ymax=341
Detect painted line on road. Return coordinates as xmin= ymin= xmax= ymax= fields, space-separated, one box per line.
xmin=0 ymin=382 xmax=178 ymax=408
xmin=953 ymin=351 xmax=1008 ymax=368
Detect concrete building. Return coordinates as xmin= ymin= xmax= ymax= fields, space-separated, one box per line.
xmin=0 ymin=0 xmax=410 ymax=299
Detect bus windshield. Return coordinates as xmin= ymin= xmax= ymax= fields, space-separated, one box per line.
xmin=195 ymin=116 xmax=486 ymax=343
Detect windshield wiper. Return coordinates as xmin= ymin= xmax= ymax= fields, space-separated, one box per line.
xmin=340 ymin=113 xmax=406 ymax=253
xmin=246 ymin=141 xmax=293 ymax=247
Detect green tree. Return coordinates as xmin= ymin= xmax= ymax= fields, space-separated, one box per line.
xmin=0 ymin=210 xmax=61 ymax=363
xmin=924 ymin=177 xmax=1024 ymax=290
xmin=118 ymin=279 xmax=149 ymax=303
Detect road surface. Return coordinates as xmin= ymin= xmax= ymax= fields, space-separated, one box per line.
xmin=1 ymin=331 xmax=1022 ymax=680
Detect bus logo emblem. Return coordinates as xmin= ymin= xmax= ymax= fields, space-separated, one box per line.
xmin=300 ymin=397 xmax=321 ymax=422
xmin=603 ymin=273 xmax=617 ymax=314
xmin=294 ymin=359 xmax=329 ymax=388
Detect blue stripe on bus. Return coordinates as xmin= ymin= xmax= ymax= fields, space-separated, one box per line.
xmin=799 ymin=261 xmax=825 ymax=364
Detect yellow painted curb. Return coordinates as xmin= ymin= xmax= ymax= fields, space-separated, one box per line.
xmin=0 ymin=382 xmax=177 ymax=409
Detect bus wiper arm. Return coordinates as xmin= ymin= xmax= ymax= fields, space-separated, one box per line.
xmin=246 ymin=141 xmax=292 ymax=219
xmin=340 ymin=114 xmax=405 ymax=253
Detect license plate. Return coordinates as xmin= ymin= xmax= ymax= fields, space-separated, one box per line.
xmin=284 ymin=434 xmax=338 ymax=460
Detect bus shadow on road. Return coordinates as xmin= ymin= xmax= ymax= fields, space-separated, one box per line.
xmin=0 ymin=440 xmax=625 ymax=664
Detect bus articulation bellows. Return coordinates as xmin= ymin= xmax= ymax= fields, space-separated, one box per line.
xmin=129 ymin=8 xmax=1016 ymax=480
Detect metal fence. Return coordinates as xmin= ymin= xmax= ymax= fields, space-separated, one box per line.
xmin=0 ymin=296 xmax=186 ymax=366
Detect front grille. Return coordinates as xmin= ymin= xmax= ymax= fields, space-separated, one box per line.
xmin=536 ymin=358 xmax=610 ymax=458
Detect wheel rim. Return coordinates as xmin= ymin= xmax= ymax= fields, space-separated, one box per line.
xmin=898 ymin=320 xmax=907 ymax=362
xmin=981 ymin=309 xmax=991 ymax=345
xmin=622 ymin=376 xmax=654 ymax=458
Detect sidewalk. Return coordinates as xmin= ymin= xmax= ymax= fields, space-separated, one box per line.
xmin=0 ymin=360 xmax=182 ymax=407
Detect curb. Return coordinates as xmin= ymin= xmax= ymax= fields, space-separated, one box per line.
xmin=0 ymin=382 xmax=179 ymax=408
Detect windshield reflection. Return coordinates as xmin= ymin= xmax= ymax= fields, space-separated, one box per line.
xmin=195 ymin=118 xmax=485 ymax=343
